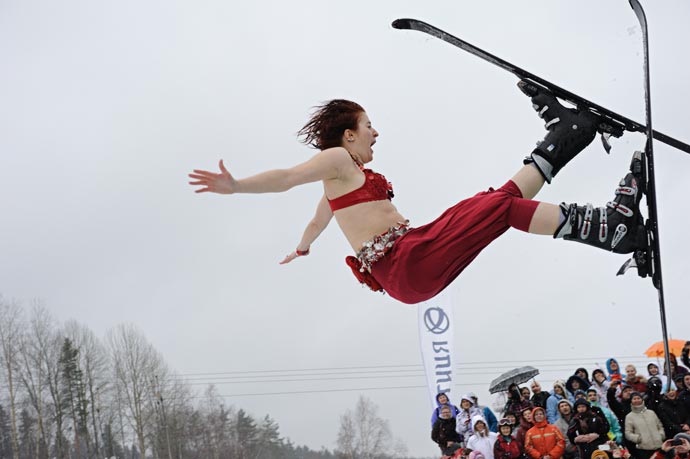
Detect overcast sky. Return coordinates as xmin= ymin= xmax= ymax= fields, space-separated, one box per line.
xmin=2 ymin=0 xmax=689 ymax=456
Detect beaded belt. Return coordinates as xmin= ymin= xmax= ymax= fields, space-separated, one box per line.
xmin=355 ymin=220 xmax=411 ymax=272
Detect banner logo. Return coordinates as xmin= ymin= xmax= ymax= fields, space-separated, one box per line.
xmin=423 ymin=306 xmax=450 ymax=334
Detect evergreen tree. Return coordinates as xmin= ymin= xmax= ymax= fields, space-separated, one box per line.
xmin=59 ymin=338 xmax=91 ymax=456
xmin=17 ymin=408 xmax=37 ymax=459
xmin=255 ymin=415 xmax=283 ymax=459
xmin=234 ymin=409 xmax=258 ymax=459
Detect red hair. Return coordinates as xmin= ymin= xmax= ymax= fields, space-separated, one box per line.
xmin=298 ymin=99 xmax=364 ymax=150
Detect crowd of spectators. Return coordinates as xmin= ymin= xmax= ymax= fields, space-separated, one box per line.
xmin=431 ymin=348 xmax=690 ymax=459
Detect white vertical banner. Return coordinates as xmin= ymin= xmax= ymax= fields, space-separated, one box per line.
xmin=417 ymin=289 xmax=456 ymax=409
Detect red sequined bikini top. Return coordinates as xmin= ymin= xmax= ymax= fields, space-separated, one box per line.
xmin=328 ymin=164 xmax=394 ymax=212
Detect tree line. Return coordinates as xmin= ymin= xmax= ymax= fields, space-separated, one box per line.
xmin=0 ymin=296 xmax=411 ymax=459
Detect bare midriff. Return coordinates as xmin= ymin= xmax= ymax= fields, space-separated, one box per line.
xmin=331 ymin=200 xmax=407 ymax=252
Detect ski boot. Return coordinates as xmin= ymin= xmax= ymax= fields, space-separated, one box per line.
xmin=519 ymin=80 xmax=599 ymax=183
xmin=554 ymin=151 xmax=647 ymax=254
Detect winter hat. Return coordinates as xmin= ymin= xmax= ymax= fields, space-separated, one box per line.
xmin=574 ymin=389 xmax=587 ymax=398
xmin=573 ymin=399 xmax=590 ymax=410
xmin=630 ymin=391 xmax=644 ymax=400
xmin=558 ymin=399 xmax=573 ymax=409
xmin=553 ymin=380 xmax=567 ymax=393
xmin=592 ymin=368 xmax=605 ymax=378
xmin=591 ymin=450 xmax=609 ymax=459
xmin=674 ymin=433 xmax=690 ymax=444
xmin=586 ymin=387 xmax=598 ymax=394
xmin=469 ymin=451 xmax=485 ymax=459
xmin=436 ymin=392 xmax=449 ymax=402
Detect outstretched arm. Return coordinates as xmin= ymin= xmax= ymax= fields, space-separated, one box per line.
xmin=188 ymin=148 xmax=344 ymax=195
xmin=280 ymin=194 xmax=333 ymax=264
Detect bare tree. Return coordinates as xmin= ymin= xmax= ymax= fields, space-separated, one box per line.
xmin=335 ymin=396 xmax=395 ymax=459
xmin=0 ymin=296 xmax=24 ymax=459
xmin=336 ymin=410 xmax=356 ymax=459
xmin=107 ymin=323 xmax=165 ymax=458
xmin=17 ymin=303 xmax=56 ymax=459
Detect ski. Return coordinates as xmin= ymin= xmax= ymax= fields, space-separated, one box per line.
xmin=626 ymin=0 xmax=673 ymax=391
xmin=391 ymin=18 xmax=690 ymax=155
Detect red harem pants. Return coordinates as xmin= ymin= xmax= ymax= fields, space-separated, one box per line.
xmin=370 ymin=180 xmax=539 ymax=304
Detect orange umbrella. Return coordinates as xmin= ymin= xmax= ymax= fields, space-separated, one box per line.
xmin=644 ymin=339 xmax=687 ymax=357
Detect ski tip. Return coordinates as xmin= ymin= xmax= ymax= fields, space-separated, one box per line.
xmin=391 ymin=18 xmax=413 ymax=30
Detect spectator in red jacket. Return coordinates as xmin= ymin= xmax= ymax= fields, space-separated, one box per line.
xmin=494 ymin=418 xmax=525 ymax=459
xmin=626 ymin=365 xmax=649 ymax=393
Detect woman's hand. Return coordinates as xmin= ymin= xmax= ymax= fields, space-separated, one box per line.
xmin=279 ymin=248 xmax=309 ymax=265
xmin=189 ymin=160 xmax=237 ymax=194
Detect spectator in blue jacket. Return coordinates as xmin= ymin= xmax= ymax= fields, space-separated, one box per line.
xmin=431 ymin=392 xmax=460 ymax=427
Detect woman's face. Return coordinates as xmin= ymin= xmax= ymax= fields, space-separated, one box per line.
xmin=500 ymin=425 xmax=512 ymax=436
xmin=475 ymin=421 xmax=486 ymax=432
xmin=461 ymin=399 xmax=471 ymax=410
xmin=533 ymin=410 xmax=545 ymax=422
xmin=521 ymin=388 xmax=530 ymax=399
xmin=610 ymin=361 xmax=619 ymax=371
xmin=571 ymin=380 xmax=581 ymax=389
xmin=522 ymin=410 xmax=533 ymax=422
xmin=554 ymin=385 xmax=563 ymax=395
xmin=684 ymin=374 xmax=690 ymax=388
xmin=346 ymin=112 xmax=378 ymax=164
xmin=594 ymin=372 xmax=605 ymax=383
xmin=438 ymin=394 xmax=449 ymax=404
xmin=649 ymin=365 xmax=659 ymax=376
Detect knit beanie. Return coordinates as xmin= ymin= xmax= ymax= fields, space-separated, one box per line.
xmin=674 ymin=433 xmax=690 ymax=444
xmin=573 ymin=399 xmax=590 ymax=409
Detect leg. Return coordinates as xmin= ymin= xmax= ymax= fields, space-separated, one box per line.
xmin=527 ymin=202 xmax=560 ymax=235
xmin=510 ymin=164 xmax=546 ymax=200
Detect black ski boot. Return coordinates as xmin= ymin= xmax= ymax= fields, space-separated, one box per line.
xmin=519 ymin=80 xmax=599 ymax=183
xmin=554 ymin=151 xmax=647 ymax=254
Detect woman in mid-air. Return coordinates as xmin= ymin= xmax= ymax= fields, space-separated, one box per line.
xmin=188 ymin=85 xmax=647 ymax=304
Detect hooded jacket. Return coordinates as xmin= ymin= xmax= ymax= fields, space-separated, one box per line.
xmin=547 ymin=381 xmax=574 ymax=424
xmin=625 ymin=402 xmax=665 ymax=450
xmin=591 ymin=369 xmax=611 ymax=408
xmin=647 ymin=362 xmax=671 ymax=394
xmin=607 ymin=358 xmax=623 ymax=381
xmin=567 ymin=401 xmax=610 ymax=459
xmin=431 ymin=393 xmax=460 ymax=427
xmin=589 ymin=391 xmax=623 ymax=443
xmin=566 ymin=374 xmax=590 ymax=395
xmin=456 ymin=394 xmax=484 ymax=438
xmin=524 ymin=407 xmax=566 ymax=459
xmin=466 ymin=415 xmax=498 ymax=459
